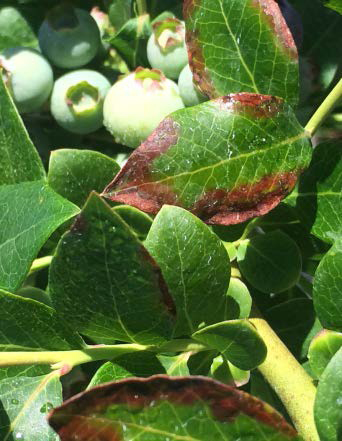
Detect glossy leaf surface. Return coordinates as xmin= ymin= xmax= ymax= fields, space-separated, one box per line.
xmin=113 ymin=205 xmax=152 ymax=240
xmin=0 ymin=73 xmax=45 ymax=185
xmin=225 ymin=277 xmax=252 ymax=320
xmin=192 ymin=320 xmax=267 ymax=370
xmin=286 ymin=141 xmax=342 ymax=244
xmin=313 ymin=240 xmax=342 ymax=331
xmin=184 ymin=0 xmax=299 ymax=105
xmin=49 ymin=192 xmax=174 ymax=345
xmin=308 ymin=330 xmax=342 ymax=378
xmin=237 ymin=230 xmax=302 ymax=293
xmin=49 ymin=375 xmax=299 ymax=441
xmin=104 ymin=94 xmax=311 ymax=225
xmin=314 ymin=347 xmax=342 ymax=441
xmin=145 ymin=205 xmax=230 ymax=336
xmin=0 ymin=371 xmax=61 ymax=441
xmin=0 ymin=289 xmax=83 ymax=351
xmin=48 ymin=149 xmax=120 ymax=208
xmin=0 ymin=181 xmax=79 ymax=292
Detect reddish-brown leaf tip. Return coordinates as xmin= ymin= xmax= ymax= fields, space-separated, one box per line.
xmin=49 ymin=375 xmax=298 ymax=440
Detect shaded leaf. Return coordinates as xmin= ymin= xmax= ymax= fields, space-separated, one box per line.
xmin=109 ymin=0 xmax=133 ymax=30
xmin=192 ymin=320 xmax=267 ymax=370
xmin=308 ymin=329 xmax=342 ymax=378
xmin=113 ymin=205 xmax=152 ymax=240
xmin=49 ymin=192 xmax=174 ymax=345
xmin=225 ymin=277 xmax=252 ymax=320
xmin=187 ymin=350 xmax=217 ymax=376
xmin=313 ymin=240 xmax=342 ymax=331
xmin=0 ymin=181 xmax=79 ymax=292
xmin=88 ymin=352 xmax=166 ymax=388
xmin=0 ymin=72 xmax=45 ymax=185
xmin=237 ymin=230 xmax=302 ymax=293
xmin=314 ymin=347 xmax=342 ymax=441
xmin=0 ymin=6 xmax=37 ymax=51
xmin=158 ymin=353 xmax=191 ymax=376
xmin=184 ymin=0 xmax=299 ymax=106
xmin=210 ymin=355 xmax=250 ymax=387
xmin=286 ymin=141 xmax=342 ymax=244
xmin=145 ymin=205 xmax=230 ymax=336
xmin=0 ymin=289 xmax=83 ymax=351
xmin=49 ymin=375 xmax=300 ymax=440
xmin=103 ymin=94 xmax=312 ymax=225
xmin=106 ymin=14 xmax=151 ymax=69
xmin=48 ymin=149 xmax=120 ymax=208
xmin=264 ymin=298 xmax=315 ymax=360
xmin=0 ymin=371 xmax=62 ymax=441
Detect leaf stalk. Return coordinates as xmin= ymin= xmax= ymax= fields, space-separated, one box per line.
xmin=305 ymin=78 xmax=342 ymax=136
xmin=29 ymin=255 xmax=53 ymax=275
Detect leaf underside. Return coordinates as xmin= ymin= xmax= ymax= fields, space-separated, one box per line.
xmin=103 ymin=94 xmax=312 ymax=225
xmin=49 ymin=375 xmax=300 ymax=441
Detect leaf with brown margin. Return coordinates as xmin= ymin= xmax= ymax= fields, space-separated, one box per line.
xmin=49 ymin=375 xmax=301 ymax=441
xmin=184 ymin=0 xmax=299 ymax=106
xmin=103 ymin=94 xmax=312 ymax=225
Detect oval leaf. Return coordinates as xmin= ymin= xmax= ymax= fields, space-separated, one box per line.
xmin=237 ymin=230 xmax=302 ymax=293
xmin=313 ymin=240 xmax=342 ymax=331
xmin=308 ymin=329 xmax=342 ymax=378
xmin=192 ymin=320 xmax=267 ymax=370
xmin=49 ymin=375 xmax=299 ymax=440
xmin=184 ymin=0 xmax=299 ymax=105
xmin=49 ymin=192 xmax=174 ymax=345
xmin=314 ymin=347 xmax=342 ymax=441
xmin=103 ymin=94 xmax=312 ymax=225
xmin=145 ymin=205 xmax=230 ymax=336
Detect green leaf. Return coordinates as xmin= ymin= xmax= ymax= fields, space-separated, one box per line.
xmin=145 ymin=205 xmax=230 ymax=336
xmin=0 ymin=371 xmax=62 ymax=441
xmin=187 ymin=350 xmax=217 ymax=376
xmin=0 ymin=6 xmax=37 ymax=51
xmin=192 ymin=319 xmax=267 ymax=370
xmin=286 ymin=141 xmax=342 ymax=244
xmin=88 ymin=352 xmax=166 ymax=388
xmin=210 ymin=355 xmax=250 ymax=387
xmin=0 ymin=73 xmax=45 ymax=185
xmin=308 ymin=330 xmax=342 ymax=378
xmin=113 ymin=205 xmax=152 ymax=240
xmin=158 ymin=353 xmax=191 ymax=376
xmin=103 ymin=94 xmax=312 ymax=225
xmin=106 ymin=14 xmax=151 ymax=69
xmin=225 ymin=277 xmax=252 ymax=320
xmin=49 ymin=192 xmax=174 ymax=345
xmin=314 ymin=347 xmax=342 ymax=441
xmin=322 ymin=0 xmax=342 ymax=15
xmin=313 ymin=240 xmax=342 ymax=331
xmin=109 ymin=0 xmax=133 ymax=30
xmin=0 ymin=181 xmax=79 ymax=292
xmin=264 ymin=298 xmax=315 ymax=360
xmin=0 ymin=289 xmax=83 ymax=351
xmin=237 ymin=230 xmax=302 ymax=293
xmin=48 ymin=149 xmax=120 ymax=208
xmin=184 ymin=0 xmax=299 ymax=106
xmin=49 ymin=376 xmax=300 ymax=440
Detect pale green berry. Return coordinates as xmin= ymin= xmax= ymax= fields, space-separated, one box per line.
xmin=103 ymin=67 xmax=185 ymax=148
xmin=147 ymin=18 xmax=188 ymax=80
xmin=50 ymin=70 xmax=111 ymax=134
xmin=39 ymin=5 xmax=101 ymax=69
xmin=0 ymin=47 xmax=53 ymax=114
xmin=178 ymin=64 xmax=207 ymax=107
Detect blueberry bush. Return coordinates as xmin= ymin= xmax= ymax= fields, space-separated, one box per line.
xmin=0 ymin=1 xmax=341 ymax=440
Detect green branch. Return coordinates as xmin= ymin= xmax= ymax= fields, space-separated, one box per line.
xmin=250 ymin=318 xmax=319 ymax=441
xmin=305 ymin=78 xmax=342 ymax=136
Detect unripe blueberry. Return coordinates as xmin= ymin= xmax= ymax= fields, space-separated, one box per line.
xmin=50 ymin=70 xmax=111 ymax=134
xmin=38 ymin=4 xmax=101 ymax=69
xmin=147 ymin=18 xmax=188 ymax=80
xmin=0 ymin=47 xmax=53 ymax=114
xmin=103 ymin=67 xmax=185 ymax=148
xmin=178 ymin=64 xmax=207 ymax=107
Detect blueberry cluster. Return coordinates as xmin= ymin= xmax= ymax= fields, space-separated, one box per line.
xmin=0 ymin=5 xmax=208 ymax=148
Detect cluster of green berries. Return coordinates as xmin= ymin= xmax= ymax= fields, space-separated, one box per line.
xmin=0 ymin=5 xmax=207 ymax=147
